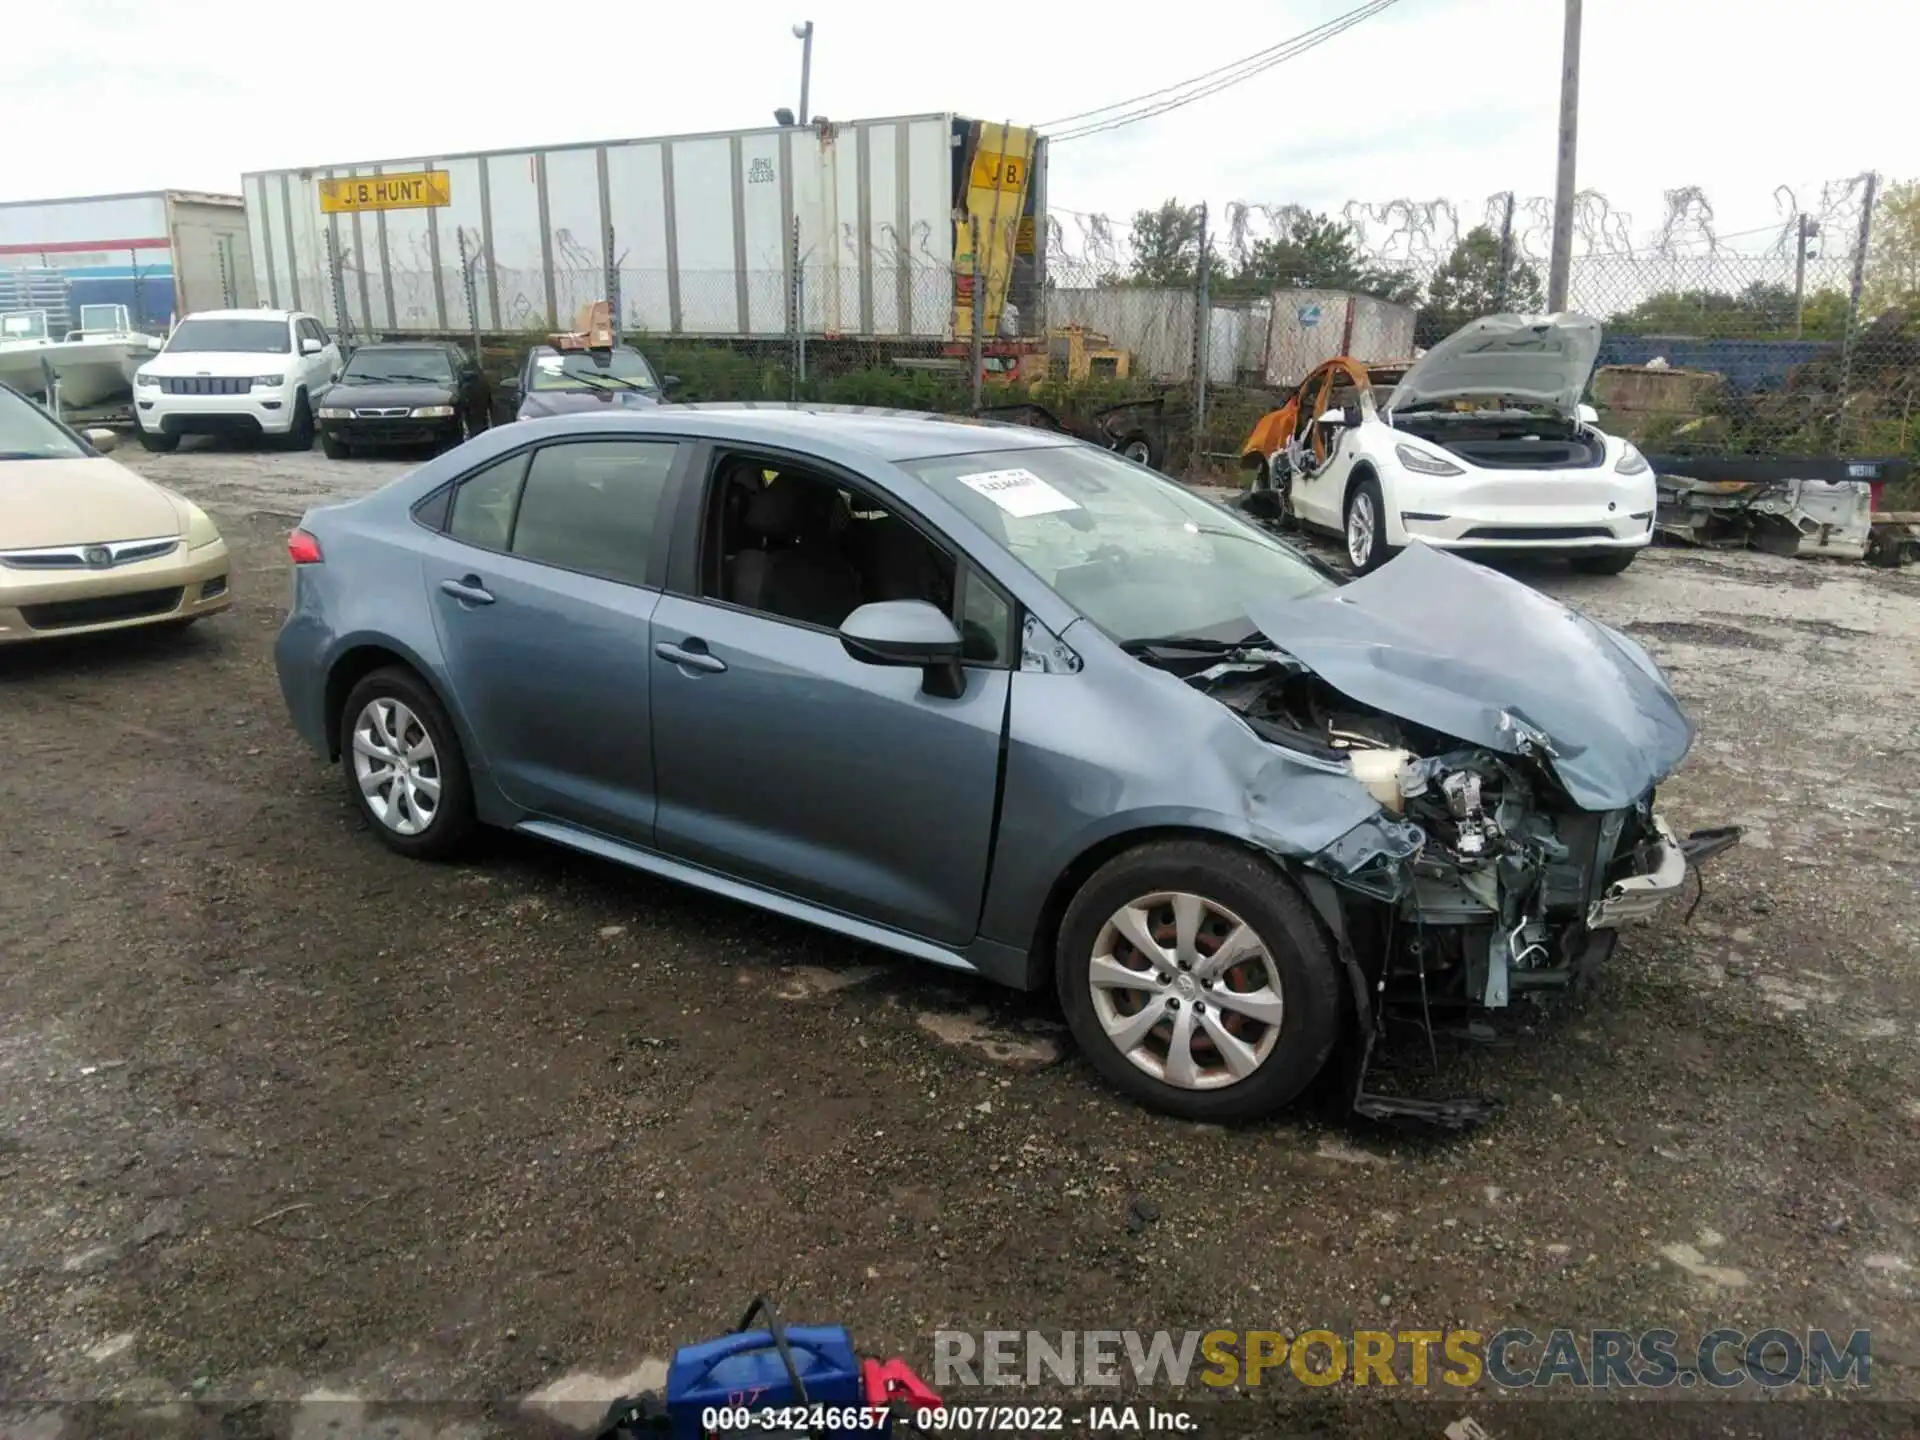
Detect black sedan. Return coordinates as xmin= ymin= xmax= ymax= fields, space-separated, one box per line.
xmin=497 ymin=343 xmax=677 ymax=422
xmin=316 ymin=343 xmax=489 ymax=459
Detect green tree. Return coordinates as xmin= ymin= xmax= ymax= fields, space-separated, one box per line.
xmin=1607 ymin=281 xmax=1850 ymax=340
xmin=1420 ymin=225 xmax=1545 ymax=344
xmin=1225 ymin=210 xmax=1418 ymax=304
xmin=1865 ymin=178 xmax=1920 ymax=316
xmin=1125 ymin=199 xmax=1203 ymax=288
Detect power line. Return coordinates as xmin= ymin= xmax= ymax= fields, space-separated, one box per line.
xmin=1041 ymin=0 xmax=1406 ymax=143
xmin=1034 ymin=1 xmax=1396 ymax=131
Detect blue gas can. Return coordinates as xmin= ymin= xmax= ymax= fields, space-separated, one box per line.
xmin=666 ymin=1322 xmax=865 ymax=1438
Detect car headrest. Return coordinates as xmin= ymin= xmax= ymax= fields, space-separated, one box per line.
xmin=745 ymin=480 xmax=843 ymax=540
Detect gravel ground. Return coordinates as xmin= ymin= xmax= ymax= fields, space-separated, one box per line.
xmin=2 ymin=441 xmax=1918 ymax=1439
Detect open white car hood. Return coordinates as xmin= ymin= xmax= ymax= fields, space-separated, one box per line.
xmin=1384 ymin=312 xmax=1602 ymax=420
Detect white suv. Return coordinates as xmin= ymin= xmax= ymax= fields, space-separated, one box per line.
xmin=134 ymin=309 xmax=341 ymax=452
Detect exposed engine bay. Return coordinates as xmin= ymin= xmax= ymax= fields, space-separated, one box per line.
xmin=1171 ymin=648 xmax=1705 ymax=1017
xmin=1389 ymin=409 xmax=1607 ymax=471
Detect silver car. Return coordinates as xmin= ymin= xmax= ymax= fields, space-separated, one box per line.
xmin=274 ymin=406 xmax=1735 ymax=1122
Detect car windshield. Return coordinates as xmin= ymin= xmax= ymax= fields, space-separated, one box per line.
xmin=0 ymin=386 xmax=87 ymax=461
xmin=528 ymin=348 xmax=657 ymax=392
xmin=341 ymin=348 xmax=453 ymax=384
xmin=901 ymin=444 xmax=1334 ymax=646
xmin=164 ymin=318 xmax=291 ymax=354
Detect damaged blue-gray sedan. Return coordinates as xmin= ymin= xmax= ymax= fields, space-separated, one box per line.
xmin=273 ymin=406 xmax=1739 ymax=1123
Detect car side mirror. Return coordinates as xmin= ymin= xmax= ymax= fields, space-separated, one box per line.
xmin=839 ymin=600 xmax=965 ymax=698
xmin=662 ymin=374 xmax=682 ymax=391
xmin=1576 ymin=402 xmax=1599 ymax=424
xmin=300 ymin=337 xmax=323 ymax=356
xmin=84 ymin=427 xmax=118 ymax=453
xmin=501 ymin=378 xmax=521 ymax=399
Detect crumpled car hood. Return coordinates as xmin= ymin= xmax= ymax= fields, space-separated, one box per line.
xmin=1384 ymin=312 xmax=1601 ymax=420
xmin=1243 ymin=543 xmax=1693 ymax=811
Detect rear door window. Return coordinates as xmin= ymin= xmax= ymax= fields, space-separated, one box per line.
xmin=447 ymin=453 xmax=530 ymax=551
xmin=508 ymin=440 xmax=679 ymax=588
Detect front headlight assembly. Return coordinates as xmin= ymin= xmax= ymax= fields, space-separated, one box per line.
xmin=410 ymin=405 xmax=456 ymax=418
xmin=184 ymin=503 xmax=222 ymax=550
xmin=1394 ymin=442 xmax=1464 ymax=477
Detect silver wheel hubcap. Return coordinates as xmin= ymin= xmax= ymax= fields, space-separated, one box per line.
xmin=1088 ymin=891 xmax=1284 ymax=1091
xmin=1125 ymin=442 xmax=1150 ymax=463
xmin=1347 ymin=491 xmax=1376 ymax=567
xmin=351 ymin=697 xmax=441 ymax=836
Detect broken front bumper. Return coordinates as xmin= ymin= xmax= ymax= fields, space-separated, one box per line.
xmin=1587 ymin=817 xmax=1744 ymax=929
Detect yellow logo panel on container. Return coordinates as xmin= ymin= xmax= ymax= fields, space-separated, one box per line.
xmin=318 ymin=170 xmax=452 ymax=214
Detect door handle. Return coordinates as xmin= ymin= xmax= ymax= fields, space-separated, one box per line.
xmin=655 ymin=640 xmax=726 ymax=674
xmin=439 ymin=576 xmax=495 ymax=605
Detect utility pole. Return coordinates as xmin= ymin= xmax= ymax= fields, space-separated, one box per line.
xmin=793 ymin=21 xmax=814 ymax=125
xmin=1546 ymin=0 xmax=1582 ymax=312
xmin=1793 ymin=215 xmax=1818 ymax=338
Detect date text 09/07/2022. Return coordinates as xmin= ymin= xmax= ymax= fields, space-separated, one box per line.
xmin=699 ymin=1404 xmax=1197 ymax=1432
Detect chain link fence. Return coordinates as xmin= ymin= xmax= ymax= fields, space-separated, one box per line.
xmin=321 ymin=173 xmax=1919 ymax=495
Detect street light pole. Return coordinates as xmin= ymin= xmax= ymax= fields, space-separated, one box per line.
xmin=793 ymin=21 xmax=814 ymax=125
xmin=1546 ymin=0 xmax=1581 ymax=312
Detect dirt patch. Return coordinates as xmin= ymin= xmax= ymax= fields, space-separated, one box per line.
xmin=1623 ymin=619 xmax=1781 ymax=650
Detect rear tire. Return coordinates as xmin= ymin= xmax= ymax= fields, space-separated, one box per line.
xmin=280 ymin=393 xmax=314 ymax=452
xmin=1055 ymin=839 xmax=1342 ymax=1121
xmin=1570 ymin=549 xmax=1638 ymax=575
xmin=1343 ymin=475 xmax=1395 ymax=574
xmin=137 ymin=427 xmax=179 ymax=453
xmin=320 ymin=432 xmax=351 ymax=461
xmin=339 ymin=666 xmax=477 ymax=862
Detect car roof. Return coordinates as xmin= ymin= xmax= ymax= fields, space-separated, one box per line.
xmin=182 ymin=308 xmax=299 ymax=322
xmin=353 ymin=340 xmax=453 ymax=350
xmin=516 ymin=404 xmax=1079 ymax=463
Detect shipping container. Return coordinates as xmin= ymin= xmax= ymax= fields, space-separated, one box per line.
xmin=242 ymin=115 xmax=1047 ymax=342
xmin=0 ymin=190 xmax=257 ymax=334
xmin=1261 ymin=290 xmax=1418 ymax=387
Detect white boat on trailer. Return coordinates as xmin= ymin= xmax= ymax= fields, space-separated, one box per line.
xmin=0 ymin=305 xmax=163 ymax=410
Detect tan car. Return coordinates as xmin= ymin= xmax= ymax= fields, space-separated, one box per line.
xmin=0 ymin=383 xmax=231 ymax=643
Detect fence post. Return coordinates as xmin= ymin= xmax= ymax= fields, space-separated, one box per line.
xmin=1190 ymin=202 xmax=1210 ymax=475
xmin=604 ymin=222 xmax=621 ymax=351
xmin=457 ymin=229 xmax=482 ymax=371
xmin=1837 ymin=172 xmax=1879 ymax=453
xmin=324 ymin=227 xmax=351 ymax=346
xmin=969 ymin=216 xmax=984 ymax=411
xmin=790 ymin=216 xmax=807 ymax=398
xmin=1494 ymin=192 xmax=1516 ymax=311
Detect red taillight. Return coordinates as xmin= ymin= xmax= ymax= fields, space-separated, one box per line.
xmin=288 ymin=528 xmax=323 ymax=565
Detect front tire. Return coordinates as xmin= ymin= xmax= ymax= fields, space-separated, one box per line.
xmin=1344 ymin=475 xmax=1395 ymax=574
xmin=1055 ymin=840 xmax=1342 ymax=1121
xmin=437 ymin=411 xmax=473 ymax=455
xmin=339 ymin=667 xmax=477 ymax=861
xmin=137 ymin=427 xmax=180 ymax=453
xmin=1570 ymin=549 xmax=1638 ymax=575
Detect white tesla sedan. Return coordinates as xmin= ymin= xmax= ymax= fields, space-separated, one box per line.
xmin=1242 ymin=313 xmax=1656 ymax=574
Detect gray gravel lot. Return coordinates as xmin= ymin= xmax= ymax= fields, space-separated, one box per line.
xmin=2 ymin=441 xmax=1917 ymax=1438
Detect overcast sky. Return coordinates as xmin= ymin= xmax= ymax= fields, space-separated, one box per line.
xmin=6 ymin=0 xmax=1911 ymax=261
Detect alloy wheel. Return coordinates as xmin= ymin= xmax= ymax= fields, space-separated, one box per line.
xmin=1346 ymin=490 xmax=1377 ymax=568
xmin=351 ymin=697 xmax=442 ymax=836
xmin=1087 ymin=891 xmax=1285 ymax=1090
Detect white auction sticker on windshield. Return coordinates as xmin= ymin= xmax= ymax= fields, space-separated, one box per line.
xmin=536 ymin=355 xmax=567 ymax=371
xmin=957 ymin=467 xmax=1080 ymax=518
